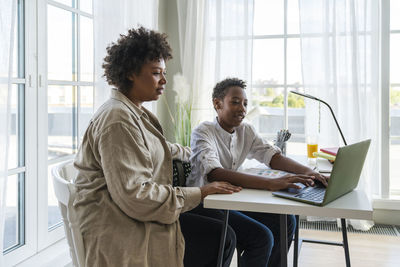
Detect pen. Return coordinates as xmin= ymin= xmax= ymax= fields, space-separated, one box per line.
xmin=319 ymin=170 xmax=331 ymax=174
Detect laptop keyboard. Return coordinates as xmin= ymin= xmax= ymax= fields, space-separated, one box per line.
xmin=294 ymin=187 xmax=326 ymax=202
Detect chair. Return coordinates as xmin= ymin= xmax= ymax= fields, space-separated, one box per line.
xmin=52 ymin=160 xmax=85 ymax=267
xmin=172 ymin=159 xmax=192 ymax=187
xmin=172 ymin=160 xmax=243 ymax=266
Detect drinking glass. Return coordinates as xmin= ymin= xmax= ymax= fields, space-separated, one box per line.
xmin=307 ymin=135 xmax=318 ymax=165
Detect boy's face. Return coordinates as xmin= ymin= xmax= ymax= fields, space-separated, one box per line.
xmin=213 ymin=86 xmax=248 ymax=133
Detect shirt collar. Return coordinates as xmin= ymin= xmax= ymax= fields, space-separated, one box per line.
xmin=214 ymin=117 xmax=235 ymax=141
xmin=110 ymin=89 xmax=146 ymax=120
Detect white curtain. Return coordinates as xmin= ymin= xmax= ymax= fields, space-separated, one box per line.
xmin=299 ymin=0 xmax=380 ymax=230
xmin=93 ymin=0 xmax=159 ymax=110
xmin=0 ymin=0 xmax=16 ymax=263
xmin=177 ymin=0 xmax=254 ymax=125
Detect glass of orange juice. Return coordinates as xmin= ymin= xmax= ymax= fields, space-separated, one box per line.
xmin=306 ymin=135 xmax=318 ymax=165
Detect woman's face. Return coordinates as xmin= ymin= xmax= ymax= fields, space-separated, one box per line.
xmin=128 ymin=58 xmax=167 ymax=107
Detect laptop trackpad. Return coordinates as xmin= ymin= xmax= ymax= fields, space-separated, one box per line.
xmin=286 ymin=183 xmax=306 ymax=194
xmin=278 ymin=183 xmax=325 ymax=199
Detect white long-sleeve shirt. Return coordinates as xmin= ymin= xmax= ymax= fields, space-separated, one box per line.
xmin=187 ymin=118 xmax=281 ymax=187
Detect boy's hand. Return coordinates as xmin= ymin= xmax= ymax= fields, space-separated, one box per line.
xmin=266 ymin=174 xmax=315 ymax=191
xmin=200 ymin=181 xmax=242 ymax=200
xmin=303 ymin=170 xmax=329 ymax=187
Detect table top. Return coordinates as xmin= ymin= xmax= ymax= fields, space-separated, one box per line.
xmin=204 ymin=188 xmax=373 ymax=220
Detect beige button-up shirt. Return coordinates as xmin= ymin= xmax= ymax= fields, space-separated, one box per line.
xmin=73 ymin=89 xmax=201 ymax=267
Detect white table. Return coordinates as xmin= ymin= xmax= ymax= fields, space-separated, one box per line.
xmin=204 ymin=188 xmax=373 ymax=267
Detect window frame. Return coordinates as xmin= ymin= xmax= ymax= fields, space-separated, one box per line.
xmin=243 ymin=0 xmax=302 ymax=142
xmin=4 ymin=0 xmax=38 ymax=264
xmin=388 ymin=0 xmax=400 ymax=196
xmin=4 ymin=0 xmax=94 ymax=265
xmin=37 ymin=0 xmax=94 ymax=250
xmin=381 ymin=0 xmax=390 ymax=198
xmin=5 ymin=0 xmax=26 ymax=254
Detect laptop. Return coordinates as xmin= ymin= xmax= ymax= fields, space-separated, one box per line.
xmin=272 ymin=139 xmax=371 ymax=206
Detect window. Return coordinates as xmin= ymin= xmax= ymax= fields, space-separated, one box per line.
xmin=208 ymin=0 xmax=398 ymax=198
xmin=250 ymin=0 xmax=399 ymax=197
xmin=390 ymin=0 xmax=400 ymax=195
xmin=38 ymin=0 xmax=94 ymax=249
xmin=4 ymin=0 xmax=94 ymax=265
xmin=251 ymin=0 xmax=305 ymax=155
xmin=4 ymin=0 xmax=26 ymax=254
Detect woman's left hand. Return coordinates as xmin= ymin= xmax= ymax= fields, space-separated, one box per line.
xmin=304 ymin=170 xmax=329 ymax=187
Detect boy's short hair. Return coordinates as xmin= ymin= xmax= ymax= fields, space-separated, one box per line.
xmin=102 ymin=26 xmax=172 ymax=94
xmin=212 ymin=78 xmax=247 ymax=100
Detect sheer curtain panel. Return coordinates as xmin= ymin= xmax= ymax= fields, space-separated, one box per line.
xmin=0 ymin=0 xmax=17 ymax=263
xmin=177 ymin=0 xmax=254 ymax=124
xmin=299 ymin=0 xmax=380 ymax=230
xmin=93 ymin=0 xmax=159 ymax=110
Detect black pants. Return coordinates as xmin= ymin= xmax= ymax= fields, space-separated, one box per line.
xmin=179 ymin=211 xmax=236 ymax=267
xmin=189 ymin=204 xmax=296 ymax=267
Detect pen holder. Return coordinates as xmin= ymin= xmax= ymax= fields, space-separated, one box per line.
xmin=275 ymin=129 xmax=291 ymax=156
xmin=282 ymin=142 xmax=287 ymax=156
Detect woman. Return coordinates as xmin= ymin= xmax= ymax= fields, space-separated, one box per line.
xmin=73 ymin=27 xmax=241 ymax=267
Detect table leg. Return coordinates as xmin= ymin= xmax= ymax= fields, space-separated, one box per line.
xmin=217 ymin=210 xmax=230 ymax=267
xmin=341 ymin=218 xmax=351 ymax=267
xmin=293 ymin=215 xmax=300 ymax=267
xmin=280 ymin=214 xmax=288 ymax=267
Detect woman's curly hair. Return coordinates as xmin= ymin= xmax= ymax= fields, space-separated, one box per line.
xmin=212 ymin=77 xmax=247 ymax=100
xmin=102 ymin=27 xmax=172 ymax=94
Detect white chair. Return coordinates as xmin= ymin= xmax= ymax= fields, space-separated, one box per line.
xmin=52 ymin=160 xmax=85 ymax=267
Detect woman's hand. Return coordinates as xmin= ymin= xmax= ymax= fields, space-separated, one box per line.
xmin=303 ymin=170 xmax=329 ymax=187
xmin=200 ymin=181 xmax=242 ymax=200
xmin=266 ymin=174 xmax=315 ymax=191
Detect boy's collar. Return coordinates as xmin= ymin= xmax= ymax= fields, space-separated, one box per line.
xmin=214 ymin=117 xmax=236 ymax=136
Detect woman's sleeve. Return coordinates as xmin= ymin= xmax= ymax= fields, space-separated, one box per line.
xmin=168 ymin=142 xmax=191 ymax=162
xmin=98 ymin=123 xmax=201 ymax=224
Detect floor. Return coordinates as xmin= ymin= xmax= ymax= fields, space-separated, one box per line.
xmin=230 ymin=228 xmax=400 ymax=267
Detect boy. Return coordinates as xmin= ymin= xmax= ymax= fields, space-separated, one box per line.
xmin=186 ymin=78 xmax=328 ymax=267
